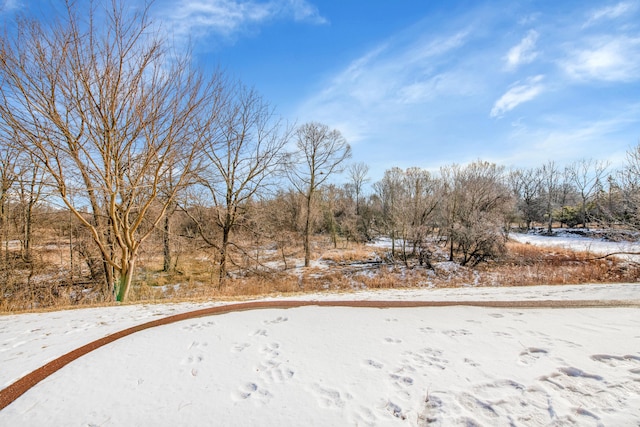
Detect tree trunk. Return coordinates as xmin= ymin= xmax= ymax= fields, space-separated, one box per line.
xmin=116 ymin=256 xmax=136 ymax=302
xmin=304 ymin=191 xmax=312 ymax=267
xmin=391 ymin=229 xmax=396 ymax=258
xmin=162 ymin=212 xmax=172 ymax=272
xmin=449 ymin=233 xmax=454 ymax=262
xmin=219 ymin=226 xmax=230 ymax=286
xmin=330 ymin=215 xmax=337 ymax=249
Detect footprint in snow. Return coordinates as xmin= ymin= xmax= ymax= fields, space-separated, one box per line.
xmin=181 ymin=320 xmax=216 ymax=332
xmin=591 ymin=354 xmax=640 ymax=369
xmin=383 ymin=337 xmax=402 ymax=344
xmin=263 ymin=316 xmax=288 ymax=325
xmin=310 ymin=384 xmax=350 ymax=408
xmin=231 ymin=382 xmax=272 ymax=401
xmin=389 ymin=373 xmax=414 ymax=388
xmin=259 ymin=342 xmax=280 ymax=357
xmin=518 ymin=347 xmax=548 ymax=366
xmin=363 ymin=359 xmax=384 ymax=369
xmin=231 ymin=342 xmax=251 ymax=352
xmin=382 ymin=400 xmax=406 ymax=420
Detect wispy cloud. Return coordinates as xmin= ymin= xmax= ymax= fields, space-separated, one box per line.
xmin=286 ymin=0 xmax=326 ymax=24
xmin=505 ymin=30 xmax=539 ymax=71
xmin=490 ymin=75 xmax=544 ymax=118
xmin=159 ymin=0 xmax=326 ymax=42
xmin=583 ymin=1 xmax=637 ymax=27
xmin=561 ymin=36 xmax=640 ymax=82
xmin=504 ymin=107 xmax=640 ymax=167
xmin=296 ymin=29 xmax=475 ymax=143
xmin=0 ymin=0 xmax=22 ymax=13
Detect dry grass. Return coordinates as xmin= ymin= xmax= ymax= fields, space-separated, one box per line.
xmin=2 ymin=237 xmax=639 ymax=314
xmin=319 ymin=244 xmax=383 ymax=264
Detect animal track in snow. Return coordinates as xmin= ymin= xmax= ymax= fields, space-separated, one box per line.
xmin=231 ymin=382 xmax=271 ymax=402
xmin=181 ymin=341 xmax=209 ymax=376
xmin=181 ymin=354 xmax=204 ymax=377
xmin=263 ymin=316 xmax=288 ymax=325
xmin=259 ymin=342 xmax=280 ymax=357
xmin=518 ymin=347 xmax=548 ymax=366
xmin=253 ymin=341 xmax=294 ymax=384
xmin=261 ymin=365 xmax=294 ymax=383
xmin=403 ymin=347 xmax=448 ymax=370
xmin=310 ymin=384 xmax=350 ymax=408
xmin=383 ymin=337 xmax=402 ymax=344
xmin=442 ymin=329 xmax=471 ymax=337
xmin=383 ymin=400 xmax=406 ymax=420
xmin=389 ymin=373 xmax=414 ymax=389
xmin=181 ymin=320 xmax=215 ymax=332
xmin=463 ymin=357 xmax=479 ymax=367
xmin=231 ymin=342 xmax=251 ymax=352
xmin=363 ymin=359 xmax=383 ymax=369
xmin=252 ymin=329 xmax=268 ymax=337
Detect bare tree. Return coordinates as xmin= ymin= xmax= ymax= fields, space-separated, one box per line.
xmin=347 ymin=162 xmax=370 ymax=216
xmin=0 ymin=1 xmax=214 ymax=301
xmin=0 ymin=133 xmax=19 ymax=283
xmin=373 ymin=167 xmax=405 ymax=258
xmin=194 ymin=83 xmax=290 ymax=284
xmin=440 ymin=161 xmax=512 ymax=266
xmin=540 ymin=161 xmax=560 ymax=233
xmin=403 ymin=167 xmax=438 ymax=262
xmin=619 ymin=142 xmax=640 ymax=228
xmin=15 ymin=152 xmax=47 ymax=262
xmin=508 ymin=167 xmax=543 ymax=230
xmin=567 ymin=158 xmax=609 ymax=228
xmin=287 ymin=122 xmax=351 ymax=267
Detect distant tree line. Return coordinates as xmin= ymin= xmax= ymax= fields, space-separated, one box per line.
xmin=1 ymin=1 xmax=639 ymax=304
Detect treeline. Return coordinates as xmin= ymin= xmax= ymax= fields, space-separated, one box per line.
xmin=1 ymin=2 xmax=639 ymax=305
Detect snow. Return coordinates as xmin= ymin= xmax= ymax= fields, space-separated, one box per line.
xmin=2 ymin=284 xmax=640 ymax=425
xmin=510 ymin=230 xmax=640 ymax=261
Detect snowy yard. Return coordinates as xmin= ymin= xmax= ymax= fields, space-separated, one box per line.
xmin=1 ymin=284 xmax=640 ymax=426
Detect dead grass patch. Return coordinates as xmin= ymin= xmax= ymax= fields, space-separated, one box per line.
xmin=3 ymin=237 xmax=640 ymax=314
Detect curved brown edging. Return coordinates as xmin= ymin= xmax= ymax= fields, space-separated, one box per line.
xmin=1 ymin=298 xmax=639 ymax=411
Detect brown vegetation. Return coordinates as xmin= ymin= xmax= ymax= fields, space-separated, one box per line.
xmin=2 ymin=236 xmax=638 ymax=313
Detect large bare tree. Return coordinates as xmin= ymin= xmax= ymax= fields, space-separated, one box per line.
xmin=567 ymin=158 xmax=609 ymax=228
xmin=193 ymin=83 xmax=290 ymax=284
xmin=288 ymin=122 xmax=351 ymax=267
xmin=0 ymin=1 xmax=215 ymax=301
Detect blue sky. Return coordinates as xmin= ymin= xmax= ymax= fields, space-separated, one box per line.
xmin=3 ymin=0 xmax=640 ymax=181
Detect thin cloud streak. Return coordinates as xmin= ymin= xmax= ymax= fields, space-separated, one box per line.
xmin=158 ymin=0 xmax=326 ymax=44
xmin=505 ymin=30 xmax=539 ymax=71
xmin=490 ymin=75 xmax=544 ymax=118
xmin=297 ymin=29 xmax=475 ymax=134
xmin=583 ymin=1 xmax=637 ymax=27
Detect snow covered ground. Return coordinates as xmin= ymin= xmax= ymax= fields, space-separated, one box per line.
xmin=2 ymin=284 xmax=640 ymax=426
xmin=510 ymin=230 xmax=640 ymax=261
